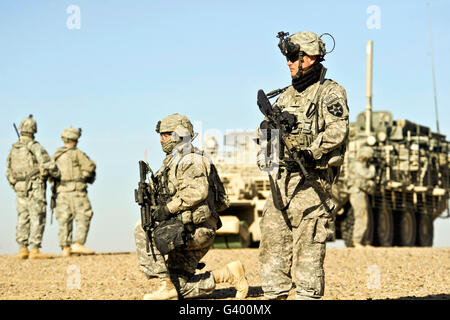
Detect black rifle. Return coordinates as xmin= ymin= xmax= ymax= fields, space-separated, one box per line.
xmin=257 ymin=90 xmax=315 ymax=214
xmin=50 ymin=180 xmax=58 ymax=224
xmin=134 ymin=160 xmax=157 ymax=260
xmin=257 ymin=89 xmax=310 ymax=179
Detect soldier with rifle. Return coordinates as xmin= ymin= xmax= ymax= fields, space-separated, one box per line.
xmin=134 ymin=113 xmax=249 ymax=300
xmin=256 ymin=31 xmax=349 ymax=300
xmin=51 ymin=127 xmax=97 ymax=256
xmin=6 ymin=115 xmax=60 ymax=259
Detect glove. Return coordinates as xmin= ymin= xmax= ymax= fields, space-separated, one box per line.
xmin=152 ymin=205 xmax=171 ymax=222
xmin=298 ymin=149 xmax=315 ymax=166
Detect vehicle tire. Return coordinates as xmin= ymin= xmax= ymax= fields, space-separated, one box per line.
xmin=341 ymin=207 xmax=355 ymax=247
xmin=416 ymin=214 xmax=434 ymax=247
xmin=394 ymin=210 xmax=417 ymax=246
xmin=374 ymin=206 xmax=394 ymax=246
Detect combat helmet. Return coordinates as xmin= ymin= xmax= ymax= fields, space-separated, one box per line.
xmin=277 ymin=31 xmax=327 ymax=63
xmin=156 ymin=113 xmax=194 ymax=139
xmin=18 ymin=115 xmax=37 ymax=135
xmin=61 ymin=127 xmax=82 ymax=143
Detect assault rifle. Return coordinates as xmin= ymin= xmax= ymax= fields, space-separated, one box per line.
xmin=134 ymin=160 xmax=157 ymax=259
xmin=257 ymin=89 xmax=310 ymax=179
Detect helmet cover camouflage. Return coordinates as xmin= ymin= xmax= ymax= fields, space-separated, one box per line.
xmin=156 ymin=113 xmax=194 ymax=138
xmin=278 ymin=31 xmax=326 ymax=61
xmin=18 ymin=115 xmax=37 ymax=135
xmin=288 ymin=31 xmax=326 ymax=57
xmin=62 ymin=127 xmax=82 ymax=142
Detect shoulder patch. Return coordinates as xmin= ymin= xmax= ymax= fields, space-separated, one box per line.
xmin=327 ymin=102 xmax=344 ymax=117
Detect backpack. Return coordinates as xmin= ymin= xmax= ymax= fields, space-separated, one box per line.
xmin=206 ymin=161 xmax=230 ymax=213
xmin=8 ymin=141 xmax=38 ymax=180
xmin=175 ymin=148 xmax=230 ymax=213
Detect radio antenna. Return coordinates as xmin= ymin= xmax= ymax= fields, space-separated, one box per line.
xmin=427 ymin=3 xmax=440 ymax=133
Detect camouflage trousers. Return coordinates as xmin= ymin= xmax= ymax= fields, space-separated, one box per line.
xmin=55 ymin=191 xmax=93 ymax=247
xmin=134 ymin=217 xmax=217 ymax=299
xmin=15 ymin=183 xmax=47 ymax=249
xmin=259 ymin=169 xmax=335 ymax=299
xmin=350 ymin=191 xmax=369 ymax=244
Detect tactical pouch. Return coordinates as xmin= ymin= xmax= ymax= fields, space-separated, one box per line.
xmin=153 ymin=217 xmax=186 ymax=255
xmin=192 ymin=203 xmax=211 ymax=225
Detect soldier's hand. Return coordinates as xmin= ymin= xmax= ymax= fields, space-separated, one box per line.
xmin=152 ymin=205 xmax=171 ymax=222
xmin=298 ymin=149 xmax=315 ymax=166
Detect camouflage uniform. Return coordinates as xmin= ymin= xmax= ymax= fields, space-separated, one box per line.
xmin=52 ymin=127 xmax=96 ymax=252
xmin=135 ymin=114 xmax=248 ymax=300
xmin=347 ymin=147 xmax=375 ymax=245
xmin=257 ymin=31 xmax=349 ymax=299
xmin=6 ymin=116 xmax=60 ymax=251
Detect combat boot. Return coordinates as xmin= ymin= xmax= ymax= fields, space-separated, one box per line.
xmin=29 ymin=248 xmax=54 ymax=259
xmin=71 ymin=242 xmax=95 ymax=255
xmin=212 ymin=261 xmax=249 ymax=299
xmin=143 ymin=277 xmax=178 ymax=300
xmin=62 ymin=246 xmax=72 ymax=257
xmin=18 ymin=247 xmax=29 ymax=260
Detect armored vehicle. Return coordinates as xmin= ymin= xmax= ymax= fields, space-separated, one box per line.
xmin=204 ymin=132 xmax=267 ymax=248
xmin=332 ymin=41 xmax=449 ymax=247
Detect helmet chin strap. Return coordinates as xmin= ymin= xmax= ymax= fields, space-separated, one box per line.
xmin=292 ymin=53 xmax=319 ymax=80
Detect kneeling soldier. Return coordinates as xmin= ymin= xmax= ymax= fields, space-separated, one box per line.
xmin=134 ymin=113 xmax=248 ymax=300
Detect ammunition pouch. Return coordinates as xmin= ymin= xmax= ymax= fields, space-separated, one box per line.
xmin=192 ymin=203 xmax=212 ymax=225
xmin=180 ymin=204 xmax=212 ymax=225
xmin=153 ymin=217 xmax=186 ymax=255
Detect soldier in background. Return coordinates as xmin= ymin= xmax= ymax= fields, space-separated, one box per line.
xmin=52 ymin=127 xmax=96 ymax=256
xmin=347 ymin=146 xmax=376 ymax=248
xmin=6 ymin=115 xmax=60 ymax=259
xmin=257 ymin=31 xmax=349 ymax=300
xmin=134 ymin=114 xmax=248 ymax=300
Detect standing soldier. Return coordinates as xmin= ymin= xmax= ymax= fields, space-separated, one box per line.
xmin=257 ymin=31 xmax=349 ymax=299
xmin=347 ymin=146 xmax=376 ymax=248
xmin=134 ymin=113 xmax=248 ymax=300
xmin=52 ymin=127 xmax=96 ymax=256
xmin=6 ymin=115 xmax=60 ymax=259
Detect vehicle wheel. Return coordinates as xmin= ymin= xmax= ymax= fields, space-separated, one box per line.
xmin=341 ymin=207 xmax=355 ymax=247
xmin=394 ymin=210 xmax=417 ymax=246
xmin=374 ymin=206 xmax=394 ymax=246
xmin=416 ymin=214 xmax=434 ymax=247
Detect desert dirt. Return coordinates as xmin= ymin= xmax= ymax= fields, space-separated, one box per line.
xmin=1 ymin=247 xmax=449 ymax=300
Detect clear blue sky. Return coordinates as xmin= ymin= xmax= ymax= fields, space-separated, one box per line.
xmin=1 ymin=0 xmax=449 ymax=253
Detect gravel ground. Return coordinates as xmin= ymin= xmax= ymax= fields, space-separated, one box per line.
xmin=0 ymin=247 xmax=449 ymax=300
